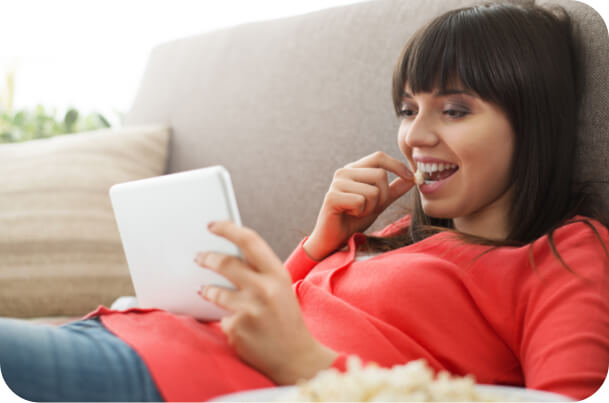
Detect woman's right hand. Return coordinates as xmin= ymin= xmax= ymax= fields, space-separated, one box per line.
xmin=303 ymin=151 xmax=415 ymax=261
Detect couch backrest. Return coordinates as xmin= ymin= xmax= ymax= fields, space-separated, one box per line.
xmin=125 ymin=0 xmax=609 ymax=260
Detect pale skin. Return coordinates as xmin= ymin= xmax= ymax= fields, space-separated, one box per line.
xmin=397 ymin=84 xmax=515 ymax=241
xmin=195 ymin=83 xmax=516 ymax=384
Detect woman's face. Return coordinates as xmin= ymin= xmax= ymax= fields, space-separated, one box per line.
xmin=397 ymin=84 xmax=515 ymax=237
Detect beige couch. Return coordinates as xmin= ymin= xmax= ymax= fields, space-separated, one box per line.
xmin=0 ymin=0 xmax=607 ymax=321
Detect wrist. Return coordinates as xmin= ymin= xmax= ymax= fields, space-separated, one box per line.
xmin=303 ymin=236 xmax=331 ymax=262
xmin=273 ymin=341 xmax=338 ymax=385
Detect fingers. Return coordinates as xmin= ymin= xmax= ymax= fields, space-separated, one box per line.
xmin=332 ymin=179 xmax=382 ymax=217
xmin=220 ymin=314 xmax=235 ymax=337
xmin=195 ymin=251 xmax=262 ymax=289
xmin=347 ymin=151 xmax=414 ymax=182
xmin=338 ymin=153 xmax=414 ymax=199
xmin=330 ymin=178 xmax=410 ymax=218
xmin=332 ymin=151 xmax=415 ymax=216
xmin=387 ymin=176 xmax=413 ymax=205
xmin=203 ymin=221 xmax=285 ymax=275
xmin=335 ymin=167 xmax=389 ymax=189
xmin=326 ymin=190 xmax=368 ymax=216
xmin=198 ymin=284 xmax=248 ymax=313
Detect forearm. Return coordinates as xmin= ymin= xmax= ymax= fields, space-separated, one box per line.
xmin=271 ymin=342 xmax=339 ymax=385
xmin=302 ymin=237 xmax=328 ymax=262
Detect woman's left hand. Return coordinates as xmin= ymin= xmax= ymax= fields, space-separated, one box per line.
xmin=194 ymin=220 xmax=338 ymax=385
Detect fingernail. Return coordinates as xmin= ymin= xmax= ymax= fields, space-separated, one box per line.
xmin=207 ymin=221 xmax=216 ymax=230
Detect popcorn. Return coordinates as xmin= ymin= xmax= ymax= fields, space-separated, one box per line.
xmin=276 ymin=357 xmax=494 ymax=402
xmin=414 ymin=170 xmax=425 ymax=185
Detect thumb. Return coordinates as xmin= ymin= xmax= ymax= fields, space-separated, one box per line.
xmin=386 ymin=177 xmax=413 ymax=206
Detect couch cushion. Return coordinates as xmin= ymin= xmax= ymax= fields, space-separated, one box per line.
xmin=0 ymin=126 xmax=170 ymax=318
xmin=123 ymin=0 xmax=608 ymax=260
xmin=536 ymin=0 xmax=609 ymax=204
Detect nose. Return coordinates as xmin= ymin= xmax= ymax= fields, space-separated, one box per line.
xmin=401 ymin=111 xmax=440 ymax=149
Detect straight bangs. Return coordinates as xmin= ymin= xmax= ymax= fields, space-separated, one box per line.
xmin=392 ymin=4 xmax=512 ymax=119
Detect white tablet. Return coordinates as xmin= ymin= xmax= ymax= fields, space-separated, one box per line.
xmin=109 ymin=165 xmax=241 ymax=321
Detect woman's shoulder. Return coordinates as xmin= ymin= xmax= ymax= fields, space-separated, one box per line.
xmin=548 ymin=215 xmax=609 ymax=245
xmin=528 ymin=215 xmax=609 ymax=277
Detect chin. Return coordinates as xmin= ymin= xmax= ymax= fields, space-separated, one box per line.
xmin=420 ymin=199 xmax=458 ymax=220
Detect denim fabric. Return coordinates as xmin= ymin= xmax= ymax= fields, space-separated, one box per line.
xmin=0 ymin=317 xmax=164 ymax=402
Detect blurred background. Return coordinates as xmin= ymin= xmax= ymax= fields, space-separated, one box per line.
xmin=0 ymin=0 xmax=607 ymax=143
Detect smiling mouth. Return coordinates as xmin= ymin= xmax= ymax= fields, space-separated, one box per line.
xmin=416 ymin=161 xmax=459 ymax=184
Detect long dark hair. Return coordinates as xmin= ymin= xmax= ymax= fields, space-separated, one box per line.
xmin=359 ymin=2 xmax=609 ymax=262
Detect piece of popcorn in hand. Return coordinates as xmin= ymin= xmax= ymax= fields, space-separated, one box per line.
xmin=414 ymin=170 xmax=424 ymax=185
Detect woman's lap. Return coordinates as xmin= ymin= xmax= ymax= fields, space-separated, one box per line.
xmin=0 ymin=317 xmax=163 ymax=402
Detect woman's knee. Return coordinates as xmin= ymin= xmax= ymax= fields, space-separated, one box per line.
xmin=0 ymin=317 xmax=163 ymax=402
xmin=0 ymin=318 xmax=62 ymax=400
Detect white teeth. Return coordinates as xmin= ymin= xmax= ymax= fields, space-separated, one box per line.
xmin=416 ymin=161 xmax=457 ymax=174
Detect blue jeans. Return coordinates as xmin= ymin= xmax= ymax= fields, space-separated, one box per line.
xmin=0 ymin=317 xmax=163 ymax=402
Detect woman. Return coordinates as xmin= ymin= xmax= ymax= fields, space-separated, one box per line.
xmin=2 ymin=2 xmax=608 ymax=402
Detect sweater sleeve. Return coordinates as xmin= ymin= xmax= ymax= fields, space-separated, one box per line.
xmin=284 ymin=214 xmax=411 ymax=283
xmin=520 ymin=219 xmax=609 ymax=400
xmin=283 ymin=236 xmax=320 ymax=283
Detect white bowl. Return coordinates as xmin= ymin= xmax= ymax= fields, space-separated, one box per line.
xmin=210 ymin=384 xmax=574 ymax=402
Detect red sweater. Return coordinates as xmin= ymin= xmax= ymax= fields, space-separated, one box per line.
xmin=85 ymin=215 xmax=609 ymax=401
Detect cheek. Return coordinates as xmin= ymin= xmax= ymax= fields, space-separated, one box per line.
xmin=460 ymin=117 xmax=513 ymax=166
xmin=397 ymin=130 xmax=411 ymax=159
xmin=460 ymin=130 xmax=514 ymax=192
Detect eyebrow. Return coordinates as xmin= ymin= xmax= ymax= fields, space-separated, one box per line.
xmin=402 ymin=89 xmax=475 ymax=98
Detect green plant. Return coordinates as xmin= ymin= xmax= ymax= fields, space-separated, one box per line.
xmin=0 ymin=69 xmax=124 ymax=143
xmin=0 ymin=105 xmax=122 ymax=143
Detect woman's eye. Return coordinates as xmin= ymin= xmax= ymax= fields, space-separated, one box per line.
xmin=398 ymin=106 xmax=469 ymax=119
xmin=444 ymin=109 xmax=469 ymax=118
xmin=398 ymin=108 xmax=416 ymax=118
